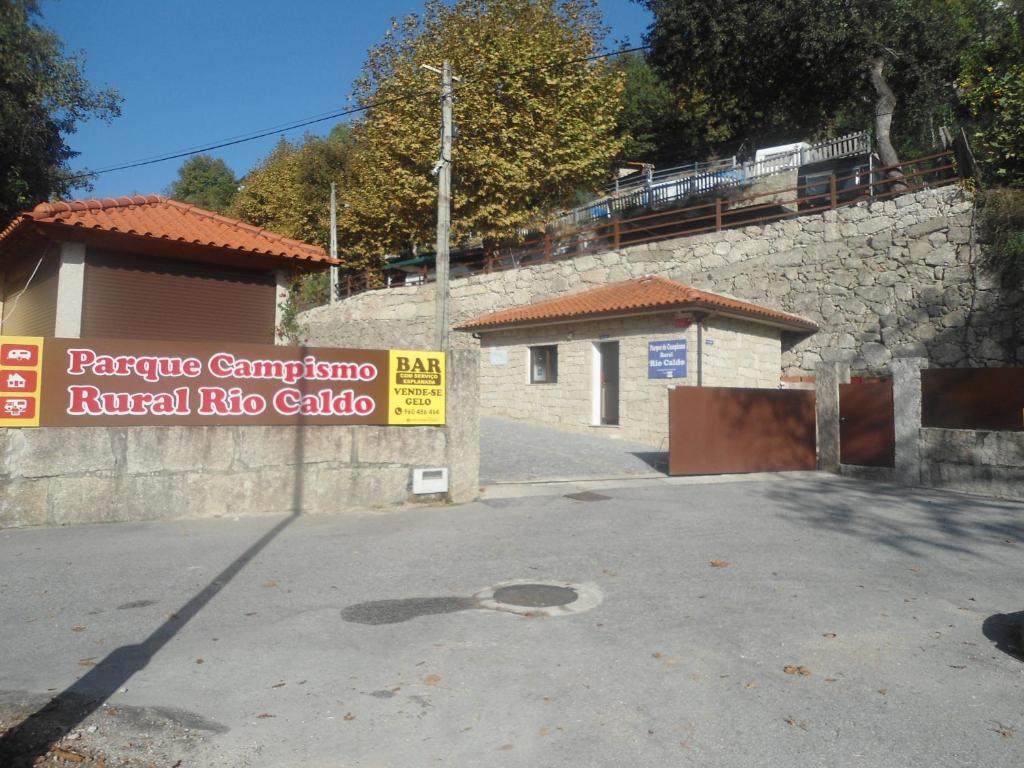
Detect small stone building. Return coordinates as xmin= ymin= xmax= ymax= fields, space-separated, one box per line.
xmin=0 ymin=195 xmax=333 ymax=344
xmin=456 ymin=276 xmax=817 ymax=445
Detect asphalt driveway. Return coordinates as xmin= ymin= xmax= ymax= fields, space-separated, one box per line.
xmin=1 ymin=474 xmax=1022 ymax=767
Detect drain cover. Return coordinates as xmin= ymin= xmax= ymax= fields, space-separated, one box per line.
xmin=492 ymin=584 xmax=578 ymax=608
xmin=475 ymin=580 xmax=602 ymax=617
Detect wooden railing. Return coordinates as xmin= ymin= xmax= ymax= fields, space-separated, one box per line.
xmin=338 ymin=150 xmax=959 ymax=298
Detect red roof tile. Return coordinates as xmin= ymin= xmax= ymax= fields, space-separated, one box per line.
xmin=0 ymin=195 xmax=334 ymax=267
xmin=455 ymin=275 xmax=817 ymax=332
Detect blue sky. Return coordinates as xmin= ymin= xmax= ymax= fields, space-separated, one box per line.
xmin=40 ymin=0 xmax=653 ymax=200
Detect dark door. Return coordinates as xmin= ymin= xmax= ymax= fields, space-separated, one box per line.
xmin=600 ymin=341 xmax=619 ymax=425
xmin=839 ymin=379 xmax=895 ymax=467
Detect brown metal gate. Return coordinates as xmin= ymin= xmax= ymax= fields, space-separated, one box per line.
xmin=839 ymin=379 xmax=895 ymax=467
xmin=668 ymin=387 xmax=817 ymax=475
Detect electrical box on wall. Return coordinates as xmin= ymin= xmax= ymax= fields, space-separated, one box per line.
xmin=412 ymin=467 xmax=449 ymax=495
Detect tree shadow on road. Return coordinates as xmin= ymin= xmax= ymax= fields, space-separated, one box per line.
xmin=763 ymin=475 xmax=1024 ymax=559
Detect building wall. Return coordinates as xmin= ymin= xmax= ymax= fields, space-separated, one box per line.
xmin=301 ymin=186 xmax=1022 ymax=374
xmin=0 ymin=349 xmax=480 ymax=528
xmin=478 ymin=314 xmax=780 ymax=445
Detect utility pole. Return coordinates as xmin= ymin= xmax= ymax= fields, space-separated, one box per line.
xmin=422 ymin=60 xmax=458 ymax=354
xmin=329 ymin=182 xmax=339 ymax=303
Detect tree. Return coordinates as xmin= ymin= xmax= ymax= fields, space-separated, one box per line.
xmin=638 ymin=0 xmax=981 ymax=165
xmin=0 ymin=0 xmax=120 ymax=224
xmin=611 ymin=52 xmax=685 ymax=165
xmin=958 ymin=0 xmax=1024 ymax=187
xmin=338 ymin=0 xmax=624 ymax=264
xmin=230 ymin=125 xmax=354 ymax=250
xmin=167 ymin=155 xmax=238 ymax=213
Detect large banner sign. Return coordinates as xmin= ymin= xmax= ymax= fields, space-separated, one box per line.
xmin=0 ymin=336 xmax=445 ymax=428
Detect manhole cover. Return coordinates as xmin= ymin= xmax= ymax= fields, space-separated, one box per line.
xmin=491 ymin=584 xmax=578 ymax=607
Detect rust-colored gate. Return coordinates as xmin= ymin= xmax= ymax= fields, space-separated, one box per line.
xmin=668 ymin=387 xmax=817 ymax=476
xmin=839 ymin=379 xmax=895 ymax=467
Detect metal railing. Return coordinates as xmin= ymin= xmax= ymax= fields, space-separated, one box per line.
xmin=551 ymin=131 xmax=872 ymax=232
xmin=339 ymin=150 xmax=958 ymax=298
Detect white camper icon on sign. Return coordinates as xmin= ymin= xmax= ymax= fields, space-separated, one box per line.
xmin=6 ymin=348 xmax=32 ymax=362
xmin=4 ymin=399 xmax=29 ymax=416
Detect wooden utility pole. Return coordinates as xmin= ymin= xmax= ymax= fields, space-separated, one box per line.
xmin=329 ymin=182 xmax=339 ymax=303
xmin=423 ymin=60 xmax=457 ymax=353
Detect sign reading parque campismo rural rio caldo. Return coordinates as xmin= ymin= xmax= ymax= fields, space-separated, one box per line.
xmin=647 ymin=339 xmax=687 ymax=379
xmin=0 ymin=336 xmax=445 ymax=428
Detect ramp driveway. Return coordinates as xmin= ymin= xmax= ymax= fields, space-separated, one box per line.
xmin=480 ymin=415 xmax=666 ymax=483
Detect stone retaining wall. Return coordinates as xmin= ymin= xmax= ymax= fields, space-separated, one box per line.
xmin=0 ymin=350 xmax=480 ymax=528
xmin=301 ymin=186 xmax=1023 ymax=374
xmin=919 ymin=428 xmax=1024 ymax=501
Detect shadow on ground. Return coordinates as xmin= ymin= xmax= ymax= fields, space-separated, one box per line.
xmin=341 ymin=597 xmax=480 ymax=625
xmin=982 ymin=611 xmax=1024 ymax=661
xmin=766 ymin=476 xmax=1024 ymax=559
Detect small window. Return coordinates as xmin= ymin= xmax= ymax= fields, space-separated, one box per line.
xmin=530 ymin=345 xmax=557 ymax=384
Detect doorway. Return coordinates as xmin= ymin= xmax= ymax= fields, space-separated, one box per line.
xmin=596 ymin=341 xmax=619 ymax=425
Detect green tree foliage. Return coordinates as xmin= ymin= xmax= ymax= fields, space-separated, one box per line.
xmin=637 ymin=0 xmax=980 ymax=164
xmin=611 ymin=52 xmax=683 ymax=164
xmin=0 ymin=0 xmax=121 ymax=224
xmin=230 ymin=125 xmax=354 ymax=251
xmin=958 ymin=1 xmax=1024 ymax=187
xmin=977 ymin=188 xmax=1024 ymax=284
xmin=339 ymin=0 xmax=624 ymax=263
xmin=167 ymin=155 xmax=238 ymax=213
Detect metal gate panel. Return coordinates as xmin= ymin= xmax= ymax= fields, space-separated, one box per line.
xmin=839 ymin=379 xmax=895 ymax=467
xmin=668 ymin=387 xmax=816 ymax=476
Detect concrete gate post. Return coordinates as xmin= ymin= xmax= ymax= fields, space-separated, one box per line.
xmin=815 ymin=361 xmax=850 ymax=472
xmin=891 ymin=357 xmax=928 ymax=486
xmin=445 ymin=347 xmax=481 ymax=503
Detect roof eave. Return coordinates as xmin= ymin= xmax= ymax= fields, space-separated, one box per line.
xmin=457 ymin=302 xmax=817 ymax=334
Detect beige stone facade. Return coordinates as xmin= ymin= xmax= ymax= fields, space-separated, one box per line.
xmin=475 ymin=313 xmax=782 ymax=445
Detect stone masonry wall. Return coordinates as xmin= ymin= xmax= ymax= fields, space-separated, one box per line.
xmin=478 ymin=314 xmax=780 ymax=445
xmin=0 ymin=350 xmax=480 ymax=528
xmin=301 ymin=186 xmax=1023 ymax=375
xmin=919 ymin=428 xmax=1024 ymax=501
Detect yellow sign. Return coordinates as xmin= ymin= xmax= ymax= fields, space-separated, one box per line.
xmin=387 ymin=350 xmax=445 ymax=425
xmin=0 ymin=335 xmax=44 ymax=427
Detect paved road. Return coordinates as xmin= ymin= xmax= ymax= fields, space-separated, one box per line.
xmin=480 ymin=416 xmax=666 ymax=483
xmin=1 ymin=474 xmax=1023 ymax=767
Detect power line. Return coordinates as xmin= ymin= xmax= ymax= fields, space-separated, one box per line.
xmin=68 ymin=89 xmax=435 ymax=181
xmin=70 ymin=45 xmax=650 ymax=183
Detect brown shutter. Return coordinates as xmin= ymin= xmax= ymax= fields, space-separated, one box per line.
xmin=2 ymin=247 xmax=59 ymax=337
xmin=82 ymin=248 xmax=276 ymax=343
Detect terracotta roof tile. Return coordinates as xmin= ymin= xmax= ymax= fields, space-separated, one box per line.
xmin=455 ymin=275 xmax=817 ymax=332
xmin=0 ymin=195 xmax=334 ymax=266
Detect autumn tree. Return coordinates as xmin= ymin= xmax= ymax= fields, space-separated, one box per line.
xmin=230 ymin=125 xmax=354 ymax=251
xmin=0 ymin=0 xmax=120 ymax=224
xmin=339 ymin=0 xmax=624 ymax=263
xmin=167 ymin=154 xmax=238 ymax=213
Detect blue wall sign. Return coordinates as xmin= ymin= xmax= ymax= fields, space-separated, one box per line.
xmin=648 ymin=339 xmax=688 ymax=379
